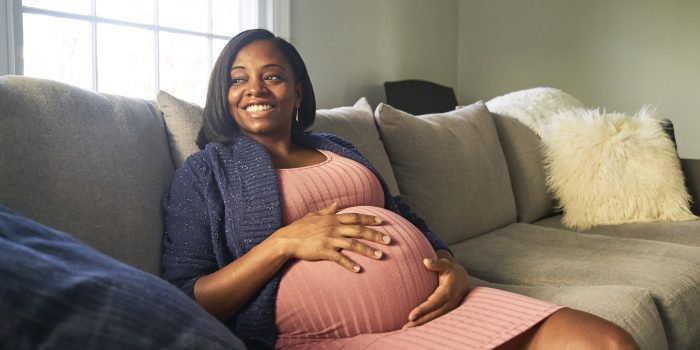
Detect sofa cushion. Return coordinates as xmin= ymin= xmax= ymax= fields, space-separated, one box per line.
xmin=375 ymin=101 xmax=515 ymax=244
xmin=486 ymin=88 xmax=584 ymax=223
xmin=541 ymin=107 xmax=696 ymax=231
xmin=0 ymin=76 xmax=173 ymax=275
xmin=312 ymin=98 xmax=400 ymax=195
xmin=469 ymin=277 xmax=667 ymax=350
xmin=0 ymin=206 xmax=245 ymax=350
xmin=157 ymin=90 xmax=203 ymax=169
xmin=491 ymin=114 xmax=556 ymax=223
xmin=536 ymin=214 xmax=700 ymax=247
xmin=452 ymin=223 xmax=700 ymax=350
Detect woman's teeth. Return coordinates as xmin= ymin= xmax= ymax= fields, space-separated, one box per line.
xmin=246 ymin=104 xmax=272 ymax=112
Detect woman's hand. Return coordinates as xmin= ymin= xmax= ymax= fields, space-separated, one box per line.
xmin=403 ymin=253 xmax=470 ymax=329
xmin=271 ymin=202 xmax=391 ymax=272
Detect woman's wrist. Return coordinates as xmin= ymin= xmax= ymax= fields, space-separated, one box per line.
xmin=267 ymin=228 xmax=295 ymax=260
xmin=435 ymin=249 xmax=455 ymax=261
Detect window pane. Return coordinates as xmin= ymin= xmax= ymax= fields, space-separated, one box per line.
xmin=212 ymin=38 xmax=228 ymax=66
xmin=159 ymin=32 xmax=209 ymax=105
xmin=96 ymin=0 xmax=155 ymax=24
xmin=159 ymin=0 xmax=208 ymax=33
xmin=97 ymin=24 xmax=155 ymax=98
xmin=23 ymin=14 xmax=92 ymax=90
xmin=22 ymin=0 xmax=91 ymax=15
xmin=212 ymin=0 xmax=239 ymax=35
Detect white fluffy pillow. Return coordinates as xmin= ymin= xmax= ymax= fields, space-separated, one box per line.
xmin=542 ymin=107 xmax=697 ymax=230
xmin=486 ymin=87 xmax=585 ymax=136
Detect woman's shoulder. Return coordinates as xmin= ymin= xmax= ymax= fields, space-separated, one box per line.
xmin=176 ymin=148 xmax=214 ymax=183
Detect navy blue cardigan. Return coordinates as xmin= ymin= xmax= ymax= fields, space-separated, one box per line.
xmin=162 ymin=133 xmax=448 ymax=348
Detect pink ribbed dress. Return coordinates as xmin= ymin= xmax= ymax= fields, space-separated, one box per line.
xmin=274 ymin=150 xmax=562 ymax=349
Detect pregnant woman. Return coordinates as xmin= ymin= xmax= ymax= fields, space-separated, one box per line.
xmin=162 ymin=29 xmax=638 ymax=350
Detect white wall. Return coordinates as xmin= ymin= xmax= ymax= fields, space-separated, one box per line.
xmin=458 ymin=0 xmax=700 ymax=158
xmin=290 ymin=0 xmax=458 ymax=108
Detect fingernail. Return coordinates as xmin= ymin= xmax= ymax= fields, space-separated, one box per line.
xmin=353 ymin=265 xmax=361 ymax=272
xmin=374 ymin=217 xmax=382 ymax=224
xmin=382 ymin=235 xmax=391 ymax=244
xmin=373 ymin=250 xmax=382 ymax=258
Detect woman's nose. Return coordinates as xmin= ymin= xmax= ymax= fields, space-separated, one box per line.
xmin=246 ymin=77 xmax=268 ymax=96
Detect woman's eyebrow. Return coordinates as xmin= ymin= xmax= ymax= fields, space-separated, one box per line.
xmin=230 ymin=63 xmax=286 ymax=72
xmin=262 ymin=63 xmax=286 ymax=70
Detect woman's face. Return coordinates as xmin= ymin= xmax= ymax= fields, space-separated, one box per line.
xmin=227 ymin=40 xmax=302 ymax=140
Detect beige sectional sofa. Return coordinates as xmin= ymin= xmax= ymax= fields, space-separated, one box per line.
xmin=2 ymin=75 xmax=699 ymax=350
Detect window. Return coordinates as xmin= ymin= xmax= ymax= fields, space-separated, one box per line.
xmin=5 ymin=0 xmax=290 ymax=104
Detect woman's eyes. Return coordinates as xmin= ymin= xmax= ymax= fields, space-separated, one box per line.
xmin=230 ymin=74 xmax=283 ymax=85
xmin=264 ymin=73 xmax=282 ymax=81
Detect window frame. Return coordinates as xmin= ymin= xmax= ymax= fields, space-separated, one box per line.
xmin=1 ymin=0 xmax=290 ymax=87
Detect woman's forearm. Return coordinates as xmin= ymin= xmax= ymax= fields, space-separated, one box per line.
xmin=193 ymin=236 xmax=289 ymax=320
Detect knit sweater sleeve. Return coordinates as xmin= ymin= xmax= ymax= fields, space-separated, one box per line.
xmin=161 ymin=155 xmax=219 ymax=298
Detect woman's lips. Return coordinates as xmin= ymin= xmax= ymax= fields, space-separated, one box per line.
xmin=245 ymin=104 xmax=273 ymax=113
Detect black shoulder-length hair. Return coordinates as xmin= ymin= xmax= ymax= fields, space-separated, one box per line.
xmin=195 ymin=29 xmax=316 ymax=149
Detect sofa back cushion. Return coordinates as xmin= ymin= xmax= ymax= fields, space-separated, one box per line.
xmin=375 ymin=101 xmax=516 ymax=244
xmin=157 ymin=90 xmax=203 ymax=169
xmin=490 ymin=114 xmax=556 ymax=223
xmin=0 ymin=76 xmax=173 ymax=275
xmin=485 ymin=87 xmax=585 ymax=223
xmin=312 ymin=98 xmax=401 ymax=195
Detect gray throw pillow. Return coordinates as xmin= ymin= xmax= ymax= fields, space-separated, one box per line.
xmin=375 ymin=101 xmax=516 ymax=244
xmin=157 ymin=90 xmax=203 ymax=169
xmin=313 ymin=98 xmax=401 ymax=195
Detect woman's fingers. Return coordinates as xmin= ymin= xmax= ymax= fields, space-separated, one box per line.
xmin=403 ymin=302 xmax=452 ymax=329
xmin=327 ymin=250 xmax=362 ymax=273
xmin=335 ymin=224 xmax=391 ymax=245
xmin=316 ymin=202 xmax=339 ymax=215
xmin=335 ymin=212 xmax=382 ymax=226
xmin=407 ymin=285 xmax=449 ymax=323
xmin=333 ymin=237 xmax=384 ymax=260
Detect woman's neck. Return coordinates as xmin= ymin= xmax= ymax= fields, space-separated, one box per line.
xmin=241 ymin=132 xmax=325 ymax=169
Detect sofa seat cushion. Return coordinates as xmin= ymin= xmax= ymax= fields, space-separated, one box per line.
xmin=469 ymin=277 xmax=667 ymax=350
xmin=536 ymin=215 xmax=700 ymax=247
xmin=0 ymin=76 xmax=174 ymax=275
xmin=375 ymin=101 xmax=516 ymax=244
xmin=451 ymin=223 xmax=700 ymax=350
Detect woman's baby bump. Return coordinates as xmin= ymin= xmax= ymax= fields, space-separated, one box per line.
xmin=275 ymin=206 xmax=438 ymax=339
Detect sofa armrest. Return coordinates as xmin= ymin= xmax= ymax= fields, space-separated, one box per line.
xmin=681 ymin=158 xmax=700 ymax=215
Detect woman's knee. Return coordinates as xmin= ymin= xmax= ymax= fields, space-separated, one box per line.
xmin=536 ymin=308 xmax=640 ymax=350
xmin=597 ymin=322 xmax=639 ymax=350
